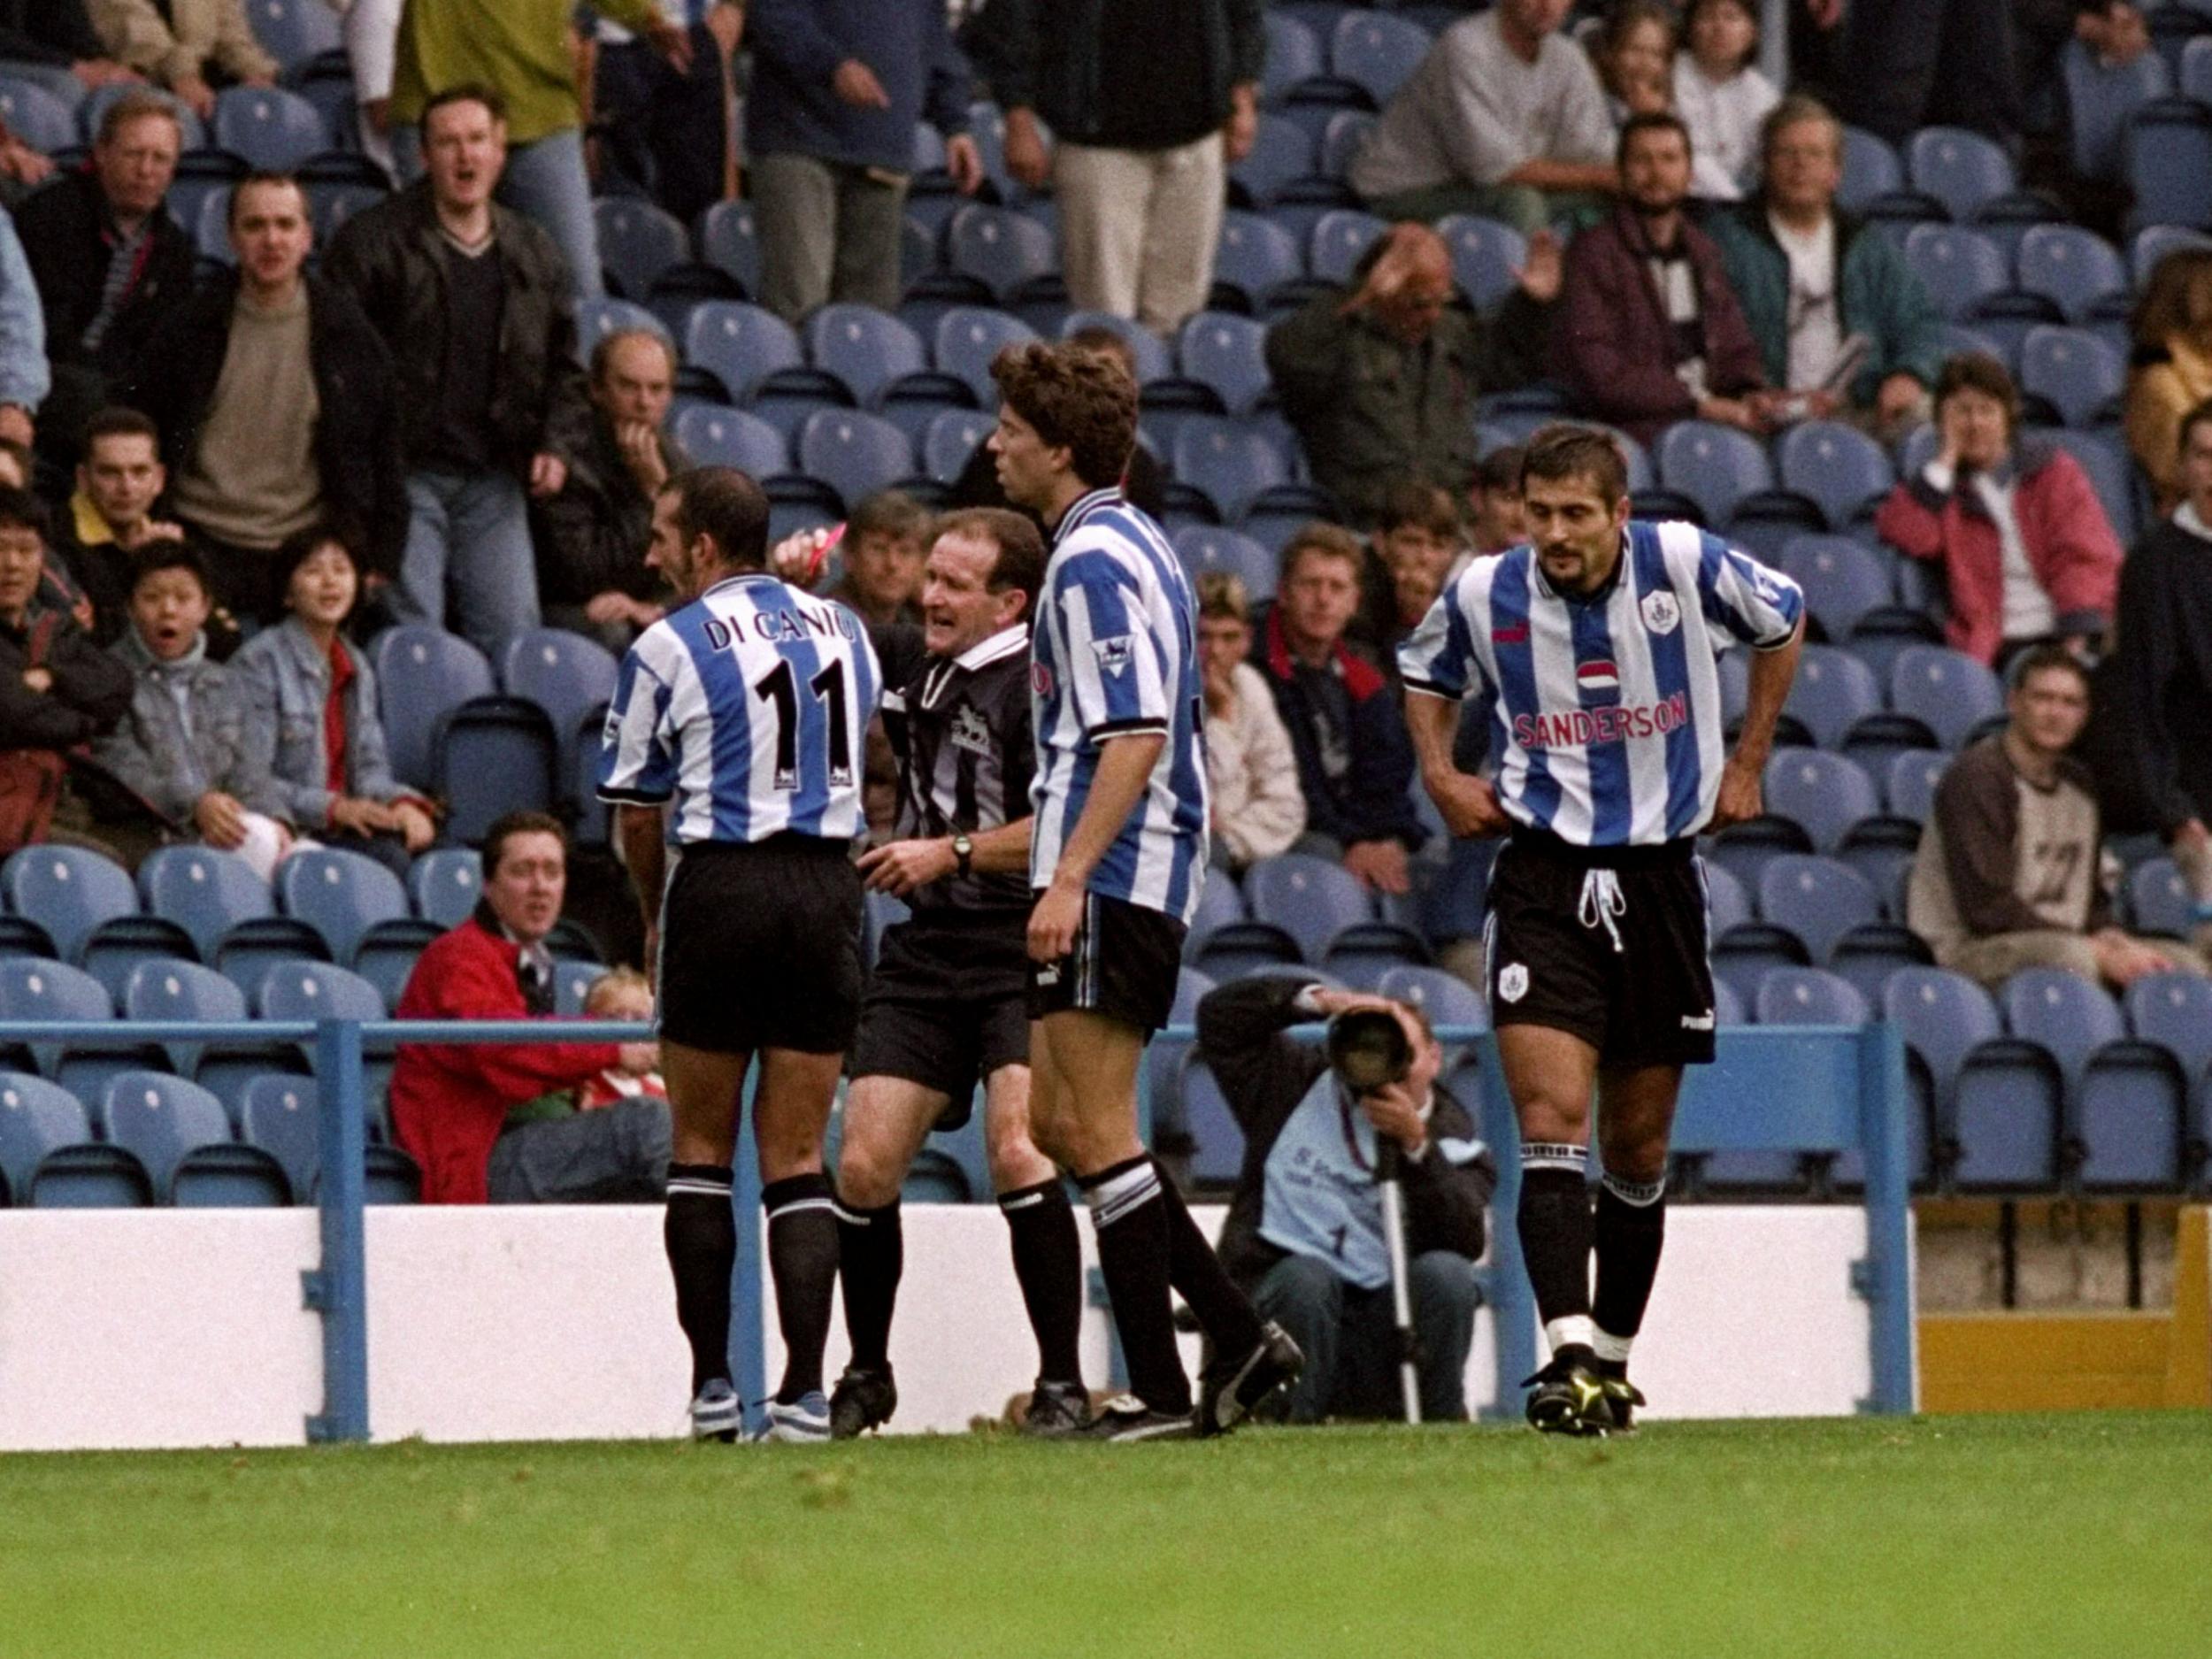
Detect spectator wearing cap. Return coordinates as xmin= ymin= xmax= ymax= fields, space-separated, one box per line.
xmin=1268 ymin=222 xmax=1558 ymax=529
xmin=232 ymin=525 xmax=436 ymax=880
xmin=747 ymin=0 xmax=982 ymax=324
xmin=84 ymin=0 xmax=275 ymax=121
xmin=13 ymin=90 xmax=193 ymax=470
xmin=1195 ymin=571 xmax=1304 ymax=873
xmin=1874 ymin=352 xmax=2122 ymax=668
xmin=1252 ymin=523 xmax=1427 ymax=895
xmin=124 ymin=173 xmax=407 ymax=626
xmin=1349 ymin=0 xmax=1617 ymax=237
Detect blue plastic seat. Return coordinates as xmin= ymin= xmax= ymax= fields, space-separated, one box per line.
xmin=2019 ymin=325 xmax=2124 ymax=428
xmin=1058 ymin=311 xmax=1172 ymax=384
xmin=2044 ymin=427 xmax=2139 ymax=542
xmin=499 ymin=626 xmax=619 ymax=781
xmin=933 ymin=307 xmax=1037 ymax=407
xmin=1171 ymin=419 xmax=1292 ymax=520
xmin=1307 ymin=209 xmax=1389 ymax=286
xmin=1775 ymin=422 xmax=1894 ymax=531
xmin=237 ymin=1073 xmax=322 ymax=1202
xmin=2066 ymin=36 xmax=2173 ymax=183
xmin=1837 ymin=125 xmax=1902 ymax=211
xmin=572 ymin=297 xmax=667 ymax=365
xmin=0 ymin=76 xmax=78 ymax=156
xmin=1709 ymin=921 xmax=1811 ymax=1017
xmin=349 ymin=918 xmax=442 ymax=1015
xmin=278 ymin=848 xmax=408 ymax=966
xmin=2126 ymin=857 xmax=2195 ymax=939
xmin=408 ymin=849 xmax=482 ymax=931
xmin=945 ymin=204 xmax=1056 ymax=303
xmin=212 ymin=84 xmax=329 ymax=173
xmin=1906 ymin=127 xmax=2017 ymax=222
xmin=0 ymin=1071 xmax=94 ymax=1206
xmin=1263 ymin=11 xmax=1325 ymax=99
xmin=2014 ymin=223 xmax=2129 ymax=322
xmin=1179 ymin=1056 xmax=1247 ymax=1189
xmin=1212 ymin=211 xmax=1304 ymax=311
xmin=1889 ymin=645 xmax=2004 ymax=751
xmin=681 ymin=300 xmax=803 ymax=403
xmin=1231 ymin=113 xmax=1314 ymax=204
xmin=1758 ymin=855 xmax=1880 ymax=964
xmin=1177 ymin=312 xmax=1272 ymax=416
xmin=804 ymin=303 xmax=929 ymax=407
xmin=212 ymin=916 xmax=331 ymax=1001
xmin=1192 ymin=920 xmax=1304 ymax=981
xmin=134 ymin=847 xmax=271 ymax=964
xmin=697 ymin=199 xmax=762 ymax=295
xmin=3 ymin=845 xmax=137 ymax=964
xmin=1433 ymin=214 xmax=1526 ymax=311
xmin=795 ymin=409 xmax=917 ymax=511
xmin=2125 ymin=96 xmax=2212 ymax=230
xmin=434 ymin=697 xmax=558 ymax=845
xmin=1774 ymin=534 xmax=1893 ymax=642
xmin=1244 ymin=854 xmax=1373 ymax=964
xmin=922 ymin=408 xmax=993 ymax=484
xmin=1373 ymin=964 xmax=1486 ymax=1031
xmin=1656 ymin=421 xmax=1776 ymax=526
xmin=1782 ymin=644 xmax=1884 ymax=750
xmin=2004 ymin=967 xmax=2183 ymax=1191
xmin=1317 ymin=110 xmax=1377 ymax=180
xmin=1884 ymin=748 xmax=1951 ymax=825
xmin=591 ymin=196 xmax=689 ymax=300
xmin=1763 ymin=749 xmax=1880 ymax=855
xmin=1755 ymin=966 xmax=1870 ymax=1027
xmin=96 ymin=1071 xmax=267 ymax=1205
xmin=245 ymin=0 xmax=342 ymax=67
xmin=1329 ymin=10 xmax=1431 ymax=107
xmin=122 ymin=958 xmax=247 ymax=1077
xmin=1701 ymin=858 xmax=1751 ymax=935
xmin=255 ymin=961 xmax=390 ymax=1110
xmin=0 ymin=958 xmax=111 ymax=1081
xmin=1187 ymin=873 xmax=1248 ymax=945
xmin=1171 ymin=525 xmax=1279 ymax=603
xmin=671 ymin=403 xmax=787 ymax=477
xmin=76 ymin=915 xmax=195 ymax=1008
xmin=371 ymin=625 xmax=494 ymax=790
xmin=1901 ymin=224 xmax=2010 ymax=319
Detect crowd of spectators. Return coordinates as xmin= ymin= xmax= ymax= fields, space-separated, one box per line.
xmin=2 ymin=0 xmax=2212 ymax=1210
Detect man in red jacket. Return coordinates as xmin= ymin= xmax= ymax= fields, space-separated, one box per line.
xmin=391 ymin=810 xmax=663 ymax=1203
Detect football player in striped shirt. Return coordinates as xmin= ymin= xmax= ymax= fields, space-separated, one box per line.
xmin=599 ymin=466 xmax=882 ymax=1444
xmin=989 ymin=341 xmax=1302 ymax=1440
xmin=1399 ymin=424 xmax=1804 ymax=1434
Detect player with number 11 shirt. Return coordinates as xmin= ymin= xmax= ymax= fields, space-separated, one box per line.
xmin=598 ymin=466 xmax=881 ymax=1445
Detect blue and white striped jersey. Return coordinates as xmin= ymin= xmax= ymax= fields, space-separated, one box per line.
xmin=1030 ymin=488 xmax=1209 ymax=923
xmin=597 ymin=571 xmax=882 ymax=844
xmin=1398 ymin=519 xmax=1803 ymax=846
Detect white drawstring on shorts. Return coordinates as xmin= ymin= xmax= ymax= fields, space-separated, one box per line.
xmin=1578 ymin=868 xmax=1627 ymax=954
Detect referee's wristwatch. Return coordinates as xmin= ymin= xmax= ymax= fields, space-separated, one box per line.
xmin=951 ymin=833 xmax=974 ymax=879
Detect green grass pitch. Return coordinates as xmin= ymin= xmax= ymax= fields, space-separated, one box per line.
xmin=4 ymin=1413 xmax=2206 ymax=1656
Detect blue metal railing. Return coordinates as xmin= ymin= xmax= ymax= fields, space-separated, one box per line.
xmin=0 ymin=1016 xmax=1913 ymax=1437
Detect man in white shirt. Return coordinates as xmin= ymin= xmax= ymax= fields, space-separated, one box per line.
xmin=1349 ymin=0 xmax=1617 ymax=236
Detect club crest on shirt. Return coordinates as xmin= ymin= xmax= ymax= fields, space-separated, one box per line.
xmin=1499 ymin=963 xmax=1529 ymax=1003
xmin=1091 ymin=634 xmax=1134 ymax=677
xmin=1641 ymin=590 xmax=1681 ymax=635
xmin=949 ymin=703 xmax=991 ymax=756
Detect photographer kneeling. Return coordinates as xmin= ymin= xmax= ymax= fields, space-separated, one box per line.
xmin=1197 ymin=977 xmax=1496 ymax=1423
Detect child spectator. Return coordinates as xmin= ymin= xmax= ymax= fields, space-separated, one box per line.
xmin=232 ymin=526 xmax=436 ymax=879
xmin=90 ymin=541 xmax=293 ymax=875
xmin=1674 ymin=0 xmax=1778 ymax=201
xmin=573 ymin=968 xmax=669 ymax=1110
xmin=1195 ymin=572 xmax=1305 ymax=873
xmin=1591 ymin=0 xmax=1677 ymax=125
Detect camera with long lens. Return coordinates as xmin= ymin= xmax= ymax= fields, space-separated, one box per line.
xmin=1326 ymin=1007 xmax=1412 ymax=1094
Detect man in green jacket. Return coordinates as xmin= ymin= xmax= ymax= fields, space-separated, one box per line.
xmin=1706 ymin=94 xmax=1944 ymax=444
xmin=388 ymin=0 xmax=692 ymax=299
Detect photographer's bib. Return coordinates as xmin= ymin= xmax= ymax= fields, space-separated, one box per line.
xmin=1256 ymin=1076 xmax=1392 ymax=1292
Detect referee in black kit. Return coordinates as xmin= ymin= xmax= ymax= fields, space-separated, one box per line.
xmin=826 ymin=508 xmax=1094 ymax=1440
xmin=598 ymin=466 xmax=882 ymax=1445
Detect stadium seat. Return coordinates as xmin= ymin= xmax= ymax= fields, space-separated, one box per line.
xmin=1701 ymin=859 xmax=1752 ymax=936
xmin=247 ymin=0 xmax=343 ymax=67
xmin=672 ymin=403 xmax=787 ymax=477
xmin=1901 ymin=225 xmax=2010 ymax=319
xmin=2004 ymin=968 xmax=2184 ymax=1191
xmin=1317 ymin=110 xmax=1376 ymax=180
xmin=945 ymin=204 xmax=1056 ymax=303
xmin=572 ymin=297 xmax=667 ymax=364
xmin=2124 ymin=972 xmax=2212 ymax=1189
xmin=1656 ymin=421 xmax=1775 ymax=526
xmin=1889 ymin=646 xmax=2004 ymax=751
xmin=212 ymin=84 xmax=327 ymax=173
xmin=434 ymin=697 xmax=559 ymax=845
xmin=1231 ymin=112 xmax=1315 ymax=204
xmin=796 ymin=409 xmax=917 ymax=511
xmin=1263 ymin=10 xmax=1326 ymax=100
xmin=0 ymin=76 xmax=77 ymax=157
xmin=76 ymin=915 xmax=195 ymax=1006
xmin=211 ymin=916 xmax=331 ymax=1002
xmin=255 ymin=961 xmax=390 ymax=1111
xmin=696 ymin=200 xmax=763 ymax=296
xmin=371 ymin=626 xmax=493 ymax=790
xmin=1171 ymin=419 xmax=1291 ymax=520
xmin=1783 ymin=644 xmax=1884 ymax=750
xmin=1329 ymin=10 xmax=1431 ymax=107
xmin=1763 ymin=749 xmax=1881 ymax=855
xmin=1835 ymin=125 xmax=1903 ymax=212
xmin=122 ymin=958 xmax=247 ymax=1078
xmin=591 ymin=196 xmax=689 ymax=300
xmin=0 ymin=958 xmax=111 ymax=1081
xmin=1883 ymin=748 xmax=1950 ymax=826
xmin=499 ymin=627 xmax=619 ymax=781
xmin=1759 ymin=856 xmax=1880 ymax=964
xmin=1373 ymin=964 xmax=1486 ymax=1032
xmin=933 ymin=307 xmax=1036 ymax=408
xmin=1191 ymin=919 xmax=1304 ymax=981
xmin=1905 ymin=127 xmax=2017 ymax=222
xmin=2126 ymin=858 xmax=2195 ymax=940
xmin=1171 ymin=525 xmax=1279 ymax=602
xmin=408 ymin=849 xmax=482 ymax=931
xmin=922 ymin=408 xmax=994 ymax=485
xmin=1773 ymin=534 xmax=1893 ymax=642
xmin=1187 ymin=872 xmax=1248 ymax=944
xmin=1178 ymin=312 xmax=1272 ymax=416
xmin=2044 ymin=427 xmax=2139 ymax=542
xmin=2019 ymin=325 xmax=2124 ymax=428
xmin=549 ymin=959 xmax=605 ymax=1018
xmin=1058 ymin=311 xmax=1172 ymax=384
xmin=277 ymin=848 xmax=408 ymax=965
xmin=1211 ymin=211 xmax=1305 ymax=313
xmin=1244 ymin=854 xmax=1373 ymax=964
xmin=1433 ymin=214 xmax=1527 ymax=311
xmin=804 ymin=303 xmax=929 ymax=407
xmin=1179 ymin=1056 xmax=1246 ymax=1189
xmin=2014 ymin=223 xmax=2129 ymax=322
xmin=682 ymin=301 xmax=803 ymax=403
xmin=350 ymin=918 xmax=442 ymax=1015
xmin=2064 ymin=35 xmax=2172 ymax=185
xmin=134 ymin=847 xmax=271 ymax=964
xmin=1710 ymin=920 xmax=1811 ymax=1012
xmin=1775 ymin=423 xmax=1893 ymax=532
xmin=1754 ymin=965 xmax=1870 ymax=1029
xmin=1307 ymin=210 xmax=1390 ymax=286
xmin=22 ymin=1110 xmax=153 ymax=1208
xmin=2124 ymin=96 xmax=2212 ymax=231
xmin=0 ymin=1071 xmax=95 ymax=1207
xmin=3 ymin=845 xmax=136 ymax=964
xmin=93 ymin=1071 xmax=262 ymax=1205
xmin=238 ymin=1073 xmax=324 ymax=1202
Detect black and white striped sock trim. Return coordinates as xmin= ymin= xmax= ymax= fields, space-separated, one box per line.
xmin=1521 ymin=1141 xmax=1590 ymax=1174
xmin=1601 ymin=1171 xmax=1665 ymax=1207
xmin=1082 ymin=1161 xmax=1161 ymax=1230
xmin=667 ymin=1174 xmax=733 ymax=1200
